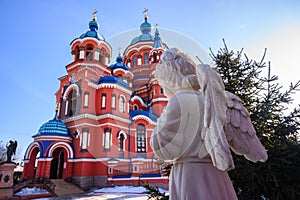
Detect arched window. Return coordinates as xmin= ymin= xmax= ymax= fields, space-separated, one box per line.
xmin=133 ymin=55 xmax=137 ymax=68
xmin=81 ymin=128 xmax=89 ymax=150
xmin=133 ymin=105 xmax=138 ymax=110
xmin=101 ymin=93 xmax=106 ymax=109
xmin=67 ymin=90 xmax=77 ymax=116
xmin=83 ymin=91 xmax=89 ymax=108
xmin=86 ymin=45 xmax=93 ymax=61
xmin=160 ymin=88 xmax=164 ymax=94
xmin=153 ymin=52 xmax=157 ymax=62
xmin=111 ymin=94 xmax=116 ymax=109
xmin=104 ymin=128 xmax=112 ymax=151
xmin=119 ymin=96 xmax=125 ymax=113
xmin=118 ymin=133 xmax=125 ymax=152
xmin=144 ymin=53 xmax=149 ymax=65
xmin=136 ymin=124 xmax=146 ymax=152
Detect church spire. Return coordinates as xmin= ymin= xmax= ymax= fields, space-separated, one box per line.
xmin=153 ymin=24 xmax=163 ymax=48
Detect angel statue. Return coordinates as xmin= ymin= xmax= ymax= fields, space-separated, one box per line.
xmin=6 ymin=140 xmax=17 ymax=163
xmin=150 ymin=48 xmax=267 ymax=200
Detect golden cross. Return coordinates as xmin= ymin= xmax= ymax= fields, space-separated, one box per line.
xmin=143 ymin=8 xmax=149 ymax=16
xmin=93 ymin=9 xmax=97 ymax=20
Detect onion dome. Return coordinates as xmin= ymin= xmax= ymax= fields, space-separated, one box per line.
xmin=153 ymin=24 xmax=163 ymax=48
xmin=33 ymin=111 xmax=71 ymax=138
xmin=98 ymin=76 xmax=130 ymax=89
xmin=109 ymin=54 xmax=130 ymax=71
xmin=130 ymin=10 xmax=154 ymax=45
xmin=79 ymin=10 xmax=105 ymax=41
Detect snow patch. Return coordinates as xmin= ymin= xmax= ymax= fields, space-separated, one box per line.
xmin=15 ymin=187 xmax=49 ymax=196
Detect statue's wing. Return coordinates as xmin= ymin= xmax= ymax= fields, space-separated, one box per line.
xmin=224 ymin=91 xmax=268 ymax=162
xmin=196 ymin=64 xmax=234 ymax=171
xmin=12 ymin=140 xmax=17 ymax=155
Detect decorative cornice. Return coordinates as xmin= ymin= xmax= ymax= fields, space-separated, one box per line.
xmin=62 ymin=113 xmax=131 ymax=124
xmin=148 ymin=97 xmax=168 ymax=106
xmin=132 ymin=115 xmax=156 ymax=125
xmin=33 ymin=136 xmax=72 ymax=142
xmin=124 ymin=42 xmax=153 ymax=55
xmin=67 ymin=62 xmax=111 ymax=73
xmin=87 ymin=81 xmax=132 ymax=95
xmin=130 ymin=95 xmax=147 ymax=107
xmin=71 ymin=37 xmax=112 ymax=53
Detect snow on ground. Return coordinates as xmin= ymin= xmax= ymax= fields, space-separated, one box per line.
xmin=15 ymin=187 xmax=49 ymax=196
xmin=36 ymin=185 xmax=169 ymax=200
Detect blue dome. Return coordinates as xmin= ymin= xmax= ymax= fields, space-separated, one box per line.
xmin=34 ymin=112 xmax=71 ymax=137
xmin=78 ymin=19 xmax=105 ymax=41
xmin=140 ymin=18 xmax=152 ymax=34
xmin=98 ymin=76 xmax=130 ymax=89
xmin=109 ymin=55 xmax=130 ymax=71
xmin=130 ymin=17 xmax=154 ymax=45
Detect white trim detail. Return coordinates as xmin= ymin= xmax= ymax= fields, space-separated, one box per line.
xmin=67 ymin=62 xmax=111 ymax=74
xmin=148 ymin=97 xmax=169 ymax=106
xmin=62 ymin=113 xmax=131 ymax=124
xmin=130 ymin=96 xmax=147 ymax=107
xmin=63 ymin=83 xmax=80 ymax=101
xmin=48 ymin=142 xmax=74 ymax=159
xmin=24 ymin=142 xmax=40 ymax=160
xmin=88 ymin=81 xmax=132 ymax=95
xmin=132 ymin=115 xmax=156 ymax=125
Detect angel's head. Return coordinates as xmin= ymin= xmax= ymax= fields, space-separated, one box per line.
xmin=155 ymin=48 xmax=200 ymax=97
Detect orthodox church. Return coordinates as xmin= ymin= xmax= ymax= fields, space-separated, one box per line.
xmin=22 ymin=10 xmax=169 ymax=189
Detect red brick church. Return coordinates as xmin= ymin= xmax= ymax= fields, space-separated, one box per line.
xmin=22 ymin=10 xmax=169 ymax=189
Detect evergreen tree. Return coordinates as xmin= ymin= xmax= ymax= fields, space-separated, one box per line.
xmin=210 ymin=40 xmax=300 ymax=200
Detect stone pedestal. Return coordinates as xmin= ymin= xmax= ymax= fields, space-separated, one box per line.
xmin=0 ymin=162 xmax=16 ymax=199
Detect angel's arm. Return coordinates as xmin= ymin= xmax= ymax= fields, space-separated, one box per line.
xmin=150 ymin=96 xmax=184 ymax=160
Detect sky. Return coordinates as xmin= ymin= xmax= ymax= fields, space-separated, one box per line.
xmin=0 ymin=0 xmax=299 ymax=158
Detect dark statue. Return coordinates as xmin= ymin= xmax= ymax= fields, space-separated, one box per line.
xmin=6 ymin=140 xmax=17 ymax=163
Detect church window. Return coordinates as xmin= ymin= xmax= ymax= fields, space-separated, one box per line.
xmin=108 ymin=167 xmax=113 ymax=174
xmin=81 ymin=128 xmax=90 ymax=150
xmin=119 ymin=96 xmax=125 ymax=113
xmin=118 ymin=132 xmax=125 ymax=152
xmin=136 ymin=124 xmax=146 ymax=152
xmin=101 ymin=93 xmax=106 ymax=109
xmin=112 ymin=94 xmax=116 ymax=109
xmin=127 ymin=60 xmax=131 ymax=68
xmin=154 ymin=89 xmax=157 ymax=95
xmin=160 ymin=88 xmax=164 ymax=94
xmin=137 ymin=56 xmax=142 ymax=66
xmin=144 ymin=54 xmax=149 ymax=65
xmin=133 ymin=165 xmax=138 ymax=172
xmin=67 ymin=90 xmax=77 ymax=116
xmin=133 ymin=56 xmax=137 ymax=68
xmin=84 ymin=91 xmax=89 ymax=108
xmin=133 ymin=105 xmax=138 ymax=110
xmin=104 ymin=128 xmax=112 ymax=151
xmin=86 ymin=45 xmax=93 ymax=61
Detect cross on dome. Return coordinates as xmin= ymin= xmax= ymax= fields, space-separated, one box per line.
xmin=93 ymin=9 xmax=97 ymax=20
xmin=143 ymin=8 xmax=149 ymax=18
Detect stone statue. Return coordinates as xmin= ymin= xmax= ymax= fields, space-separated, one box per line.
xmin=6 ymin=140 xmax=17 ymax=163
xmin=150 ymin=48 xmax=268 ymax=200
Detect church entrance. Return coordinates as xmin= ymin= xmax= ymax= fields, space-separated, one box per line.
xmin=50 ymin=148 xmax=65 ymax=179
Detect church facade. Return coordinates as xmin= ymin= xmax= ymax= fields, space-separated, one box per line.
xmin=22 ymin=11 xmax=169 ymax=189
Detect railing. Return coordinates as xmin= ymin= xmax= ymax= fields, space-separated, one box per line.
xmin=113 ymin=162 xmax=161 ymax=176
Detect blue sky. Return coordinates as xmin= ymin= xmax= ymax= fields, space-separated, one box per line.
xmin=0 ymin=0 xmax=299 ymax=156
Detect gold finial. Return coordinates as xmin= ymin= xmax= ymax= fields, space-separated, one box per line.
xmin=55 ymin=102 xmax=59 ymax=111
xmin=118 ymin=47 xmax=122 ymax=56
xmin=93 ymin=9 xmax=97 ymax=20
xmin=155 ymin=23 xmax=159 ymax=29
xmin=143 ymin=8 xmax=149 ymax=18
